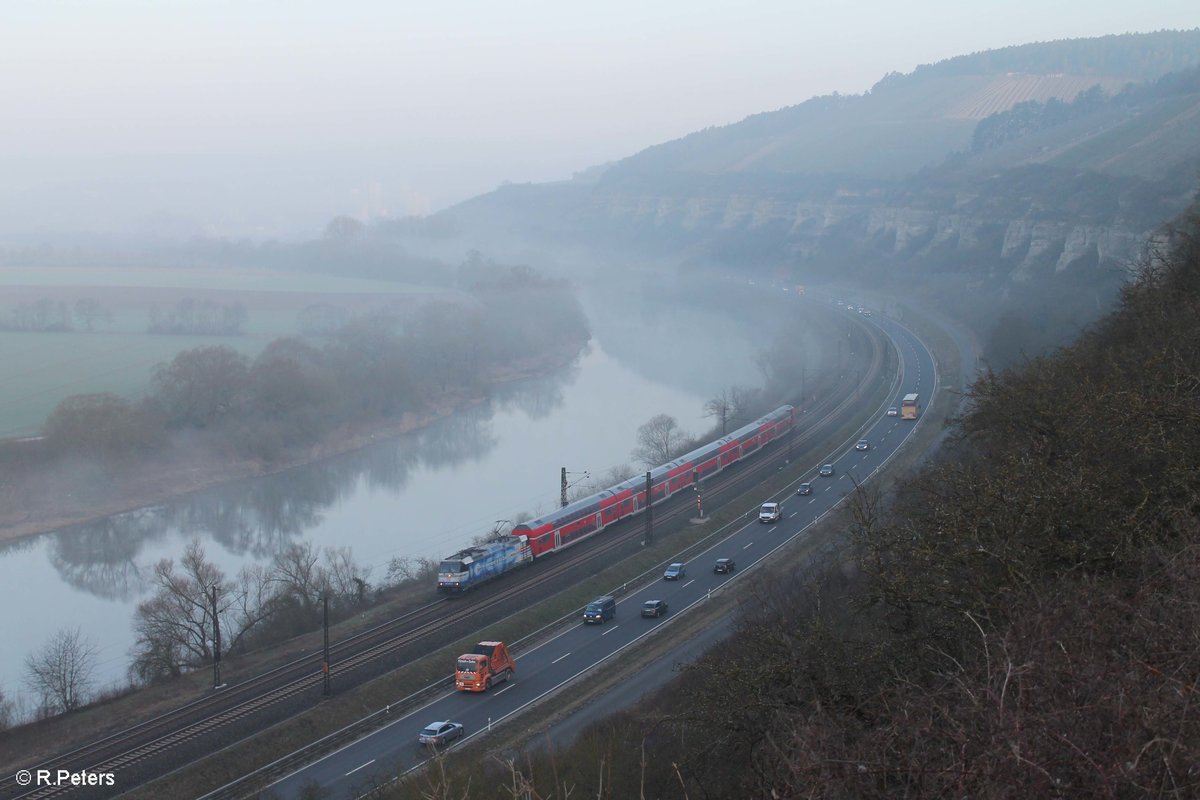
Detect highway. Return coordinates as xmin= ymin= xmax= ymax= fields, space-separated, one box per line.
xmin=2 ymin=298 xmax=886 ymax=800
xmin=262 ymin=313 xmax=936 ymax=800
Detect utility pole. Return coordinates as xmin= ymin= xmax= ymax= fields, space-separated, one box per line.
xmin=322 ymin=595 xmax=331 ymax=697
xmin=693 ymin=469 xmax=703 ymax=519
xmin=211 ymin=584 xmax=222 ymax=690
xmin=644 ymin=471 xmax=654 ymax=544
xmin=560 ymin=468 xmax=590 ymax=507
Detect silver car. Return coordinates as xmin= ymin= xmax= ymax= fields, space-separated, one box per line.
xmin=419 ymin=721 xmax=464 ymax=747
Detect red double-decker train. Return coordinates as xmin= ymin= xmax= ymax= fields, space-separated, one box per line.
xmin=512 ymin=405 xmax=795 ymax=558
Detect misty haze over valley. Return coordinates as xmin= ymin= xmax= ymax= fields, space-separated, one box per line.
xmin=1 ymin=4 xmax=1199 ymax=799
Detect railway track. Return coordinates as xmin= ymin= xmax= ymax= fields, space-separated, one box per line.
xmin=2 ymin=318 xmax=887 ymax=800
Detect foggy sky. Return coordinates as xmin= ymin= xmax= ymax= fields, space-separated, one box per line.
xmin=1 ymin=0 xmax=1196 ymax=241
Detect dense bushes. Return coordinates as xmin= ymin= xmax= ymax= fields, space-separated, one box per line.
xmin=398 ymin=203 xmax=1200 ymax=798
xmin=39 ymin=265 xmax=589 ymax=464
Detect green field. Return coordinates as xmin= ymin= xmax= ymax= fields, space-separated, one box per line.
xmin=0 ymin=265 xmax=446 ymax=295
xmin=0 ymin=266 xmax=454 ymax=437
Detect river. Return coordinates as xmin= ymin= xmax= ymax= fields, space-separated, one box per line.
xmin=0 ymin=288 xmax=764 ymax=709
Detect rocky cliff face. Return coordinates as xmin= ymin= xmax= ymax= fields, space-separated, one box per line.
xmin=581 ymin=182 xmax=1167 ymax=285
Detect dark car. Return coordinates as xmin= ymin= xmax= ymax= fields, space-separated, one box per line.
xmin=641 ymin=599 xmax=669 ymax=617
xmin=819 ymin=464 xmax=835 ymax=477
xmin=582 ymin=595 xmax=616 ymax=624
xmin=663 ymin=562 xmax=686 ymax=580
xmin=796 ymin=482 xmax=812 ymax=495
xmin=713 ymin=558 xmax=736 ymax=574
xmin=418 ymin=720 xmax=464 ymax=747
xmin=855 ymin=439 xmax=870 ymax=451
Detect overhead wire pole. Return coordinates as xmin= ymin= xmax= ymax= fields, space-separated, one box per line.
xmin=211 ymin=584 xmax=222 ymax=690
xmin=322 ymin=595 xmax=331 ymax=697
xmin=788 ymin=411 xmax=794 ymax=463
xmin=560 ymin=467 xmax=590 ymax=507
xmin=644 ymin=471 xmax=653 ymax=544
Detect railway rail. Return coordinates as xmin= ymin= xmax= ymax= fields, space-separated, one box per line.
xmin=2 ymin=316 xmax=887 ymax=800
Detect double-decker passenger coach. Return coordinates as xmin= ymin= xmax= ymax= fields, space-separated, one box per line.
xmin=440 ymin=406 xmax=795 ymax=588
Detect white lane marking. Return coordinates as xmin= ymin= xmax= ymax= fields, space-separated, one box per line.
xmin=743 ymin=541 xmax=754 ymax=549
xmin=682 ymin=579 xmax=695 ymax=589
xmin=495 ymin=684 xmax=514 ymax=695
xmin=601 ymin=625 xmax=620 ymax=636
xmin=789 ymin=512 xmax=798 ymax=518
xmin=552 ymin=652 xmax=571 ymax=664
xmin=808 ymin=498 xmax=816 ymax=504
xmin=346 ymin=759 xmax=376 ymax=776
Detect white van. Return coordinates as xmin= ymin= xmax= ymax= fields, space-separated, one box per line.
xmin=759 ymin=502 xmax=781 ymax=523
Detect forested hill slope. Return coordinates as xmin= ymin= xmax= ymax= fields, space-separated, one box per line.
xmin=403 ymin=191 xmax=1200 ymax=800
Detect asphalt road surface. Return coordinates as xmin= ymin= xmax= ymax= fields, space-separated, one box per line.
xmin=265 ymin=314 xmax=935 ymax=799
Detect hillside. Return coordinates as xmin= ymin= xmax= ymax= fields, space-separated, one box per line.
xmin=393 ymin=183 xmax=1200 ymax=800
xmin=600 ymin=29 xmax=1200 ymax=180
xmin=435 ymin=31 xmax=1200 ymax=364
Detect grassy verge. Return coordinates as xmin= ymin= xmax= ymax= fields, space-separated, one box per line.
xmin=121 ymin=322 xmax=899 ymax=799
xmin=373 ymin=300 xmax=971 ymax=798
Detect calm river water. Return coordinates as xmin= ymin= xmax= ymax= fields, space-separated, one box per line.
xmin=0 ymin=290 xmax=763 ymax=704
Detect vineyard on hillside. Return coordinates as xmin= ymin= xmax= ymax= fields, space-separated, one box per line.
xmin=946 ymin=74 xmax=1130 ymax=119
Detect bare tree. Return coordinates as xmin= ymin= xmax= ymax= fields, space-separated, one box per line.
xmin=703 ymin=390 xmax=734 ymax=435
xmin=705 ymin=386 xmax=762 ymax=436
xmin=73 ymin=297 xmax=112 ymax=332
xmin=0 ymin=685 xmax=17 ymax=729
xmin=131 ymin=542 xmax=221 ymax=680
xmin=130 ymin=541 xmax=276 ymax=682
xmin=631 ymin=414 xmax=689 ymax=466
xmin=386 ymin=556 xmax=437 ymax=586
xmin=272 ymin=541 xmax=326 ymax=613
xmin=324 ymin=547 xmax=371 ymax=609
xmin=24 ymin=627 xmax=97 ymax=714
xmin=225 ymin=564 xmax=281 ymax=652
xmin=43 ymin=392 xmax=162 ymax=458
xmin=271 ymin=542 xmax=370 ymax=613
xmin=149 ymin=345 xmax=250 ymax=429
xmin=729 ymin=385 xmax=761 ymax=422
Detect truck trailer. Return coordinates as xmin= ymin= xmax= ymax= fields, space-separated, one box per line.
xmin=455 ymin=641 xmax=516 ymax=692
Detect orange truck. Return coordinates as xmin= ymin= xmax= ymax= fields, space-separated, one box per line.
xmin=455 ymin=641 xmax=515 ymax=692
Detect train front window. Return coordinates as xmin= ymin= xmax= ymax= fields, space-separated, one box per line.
xmin=439 ymin=561 xmax=464 ymax=574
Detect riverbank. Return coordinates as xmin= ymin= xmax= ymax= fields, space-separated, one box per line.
xmin=0 ymin=339 xmax=588 ymax=546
